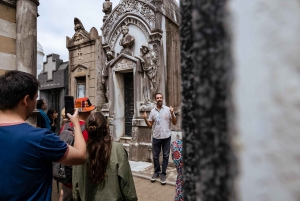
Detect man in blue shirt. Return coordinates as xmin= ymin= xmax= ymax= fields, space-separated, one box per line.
xmin=0 ymin=71 xmax=87 ymax=201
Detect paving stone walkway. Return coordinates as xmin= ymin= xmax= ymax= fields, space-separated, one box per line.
xmin=52 ymin=177 xmax=175 ymax=201
xmin=51 ymin=162 xmax=178 ymax=201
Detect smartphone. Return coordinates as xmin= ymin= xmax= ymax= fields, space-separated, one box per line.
xmin=65 ymin=96 xmax=74 ymax=118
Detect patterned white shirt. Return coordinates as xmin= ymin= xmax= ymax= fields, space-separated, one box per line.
xmin=148 ymin=105 xmax=173 ymax=139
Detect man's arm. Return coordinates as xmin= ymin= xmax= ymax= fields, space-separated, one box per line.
xmin=169 ymin=106 xmax=177 ymax=125
xmin=59 ymin=108 xmax=86 ymax=165
xmin=142 ymin=111 xmax=153 ymax=128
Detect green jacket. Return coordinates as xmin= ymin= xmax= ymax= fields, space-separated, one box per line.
xmin=72 ymin=142 xmax=138 ymax=201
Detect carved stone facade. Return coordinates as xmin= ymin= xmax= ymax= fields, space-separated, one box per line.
xmin=101 ymin=0 xmax=181 ymax=162
xmin=66 ymin=18 xmax=106 ymax=111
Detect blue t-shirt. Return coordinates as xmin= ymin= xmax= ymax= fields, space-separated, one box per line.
xmin=0 ymin=122 xmax=68 ymax=201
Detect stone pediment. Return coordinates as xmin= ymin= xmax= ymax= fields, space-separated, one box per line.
xmin=67 ymin=30 xmax=91 ymax=47
xmin=72 ymin=64 xmax=88 ymax=72
xmin=67 ymin=18 xmax=99 ymax=48
xmin=111 ymin=54 xmax=138 ymax=72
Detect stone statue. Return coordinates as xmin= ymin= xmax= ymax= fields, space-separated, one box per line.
xmin=102 ymin=0 xmax=112 ymax=15
xmin=119 ymin=25 xmax=135 ymax=56
xmin=74 ymin=18 xmax=85 ymax=32
xmin=135 ymin=43 xmax=158 ymax=104
xmin=73 ymin=18 xmax=88 ymax=43
xmin=102 ymin=51 xmax=114 ymax=100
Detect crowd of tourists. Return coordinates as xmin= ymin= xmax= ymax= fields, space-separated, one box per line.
xmin=0 ymin=70 xmax=183 ymax=201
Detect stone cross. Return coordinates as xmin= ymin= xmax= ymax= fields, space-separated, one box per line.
xmin=44 ymin=55 xmax=57 ymax=80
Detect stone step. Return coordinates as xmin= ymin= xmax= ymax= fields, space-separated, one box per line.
xmin=119 ymin=136 xmax=132 ymax=144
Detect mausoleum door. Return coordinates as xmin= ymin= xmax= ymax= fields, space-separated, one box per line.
xmin=51 ymin=89 xmax=60 ymax=111
xmin=124 ymin=73 xmax=134 ymax=136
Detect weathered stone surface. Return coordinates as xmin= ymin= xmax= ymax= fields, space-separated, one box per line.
xmin=180 ymin=0 xmax=235 ymax=200
xmin=0 ymin=3 xmax=16 ymax=23
xmin=228 ymin=0 xmax=300 ymax=200
xmin=16 ymin=0 xmax=37 ymax=75
xmin=0 ymin=35 xmax=15 ymax=54
xmin=165 ymin=18 xmax=181 ymax=119
xmin=0 ymin=52 xmax=16 ymax=70
xmin=0 ymin=19 xmax=16 ymax=39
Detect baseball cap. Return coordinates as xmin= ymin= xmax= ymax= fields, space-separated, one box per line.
xmin=75 ymin=97 xmax=96 ymax=112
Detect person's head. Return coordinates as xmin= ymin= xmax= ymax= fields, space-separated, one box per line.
xmin=75 ymin=97 xmax=96 ymax=121
xmin=106 ymin=51 xmax=114 ymax=61
xmin=0 ymin=70 xmax=39 ymax=114
xmin=37 ymin=99 xmax=47 ymax=110
xmin=85 ymin=112 xmax=112 ymax=184
xmin=141 ymin=43 xmax=149 ymax=54
xmin=121 ymin=25 xmax=129 ymax=35
xmin=61 ymin=108 xmax=66 ymax=119
xmin=155 ymin=92 xmax=163 ymax=107
xmin=47 ymin=109 xmax=58 ymax=120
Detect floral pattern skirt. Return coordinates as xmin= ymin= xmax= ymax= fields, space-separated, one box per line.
xmin=171 ymin=139 xmax=184 ymax=201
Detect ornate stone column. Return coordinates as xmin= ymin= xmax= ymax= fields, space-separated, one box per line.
xmin=16 ymin=0 xmax=39 ymax=76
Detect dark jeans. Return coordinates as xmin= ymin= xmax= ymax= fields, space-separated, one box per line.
xmin=152 ymin=136 xmax=171 ymax=176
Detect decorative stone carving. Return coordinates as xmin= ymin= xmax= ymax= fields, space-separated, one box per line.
xmin=102 ymin=0 xmax=112 ymax=15
xmin=71 ymin=64 xmax=88 ymax=77
xmin=113 ymin=58 xmax=135 ymax=72
xmin=108 ymin=17 xmax=150 ymax=50
xmin=68 ymin=18 xmax=90 ymax=46
xmin=102 ymin=0 xmax=155 ymax=39
xmin=135 ymin=43 xmax=159 ymax=105
xmin=119 ymin=25 xmax=135 ymax=56
xmin=102 ymin=51 xmax=114 ymax=99
xmin=102 ymin=0 xmax=113 ymax=22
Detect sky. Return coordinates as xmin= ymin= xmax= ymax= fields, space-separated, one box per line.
xmin=37 ymin=0 xmax=179 ymax=62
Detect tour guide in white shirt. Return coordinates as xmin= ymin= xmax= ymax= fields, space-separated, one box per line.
xmin=143 ymin=92 xmax=177 ymax=185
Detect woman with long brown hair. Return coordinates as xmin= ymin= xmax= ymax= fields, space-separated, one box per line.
xmin=72 ymin=112 xmax=137 ymax=201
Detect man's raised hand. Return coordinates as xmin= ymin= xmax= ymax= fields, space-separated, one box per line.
xmin=169 ymin=106 xmax=174 ymax=114
xmin=142 ymin=111 xmax=147 ymax=119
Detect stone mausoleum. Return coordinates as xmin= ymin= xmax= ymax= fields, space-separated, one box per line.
xmin=38 ymin=54 xmax=69 ymax=132
xmin=64 ymin=0 xmax=181 ymax=162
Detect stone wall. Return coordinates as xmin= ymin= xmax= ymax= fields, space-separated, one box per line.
xmin=0 ymin=2 xmax=16 ymax=75
xmin=229 ymin=0 xmax=300 ymax=200
xmin=181 ymin=0 xmax=300 ymax=200
xmin=165 ymin=18 xmax=181 ymax=131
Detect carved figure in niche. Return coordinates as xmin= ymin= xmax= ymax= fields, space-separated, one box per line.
xmin=135 ymin=43 xmax=158 ymax=105
xmin=102 ymin=51 xmax=115 ymax=100
xmin=119 ymin=25 xmax=135 ymax=56
xmin=102 ymin=0 xmax=112 ymax=15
